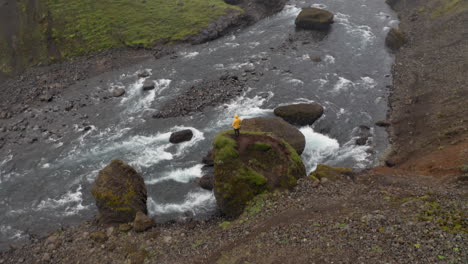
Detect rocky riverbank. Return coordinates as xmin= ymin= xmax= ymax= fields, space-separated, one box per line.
xmin=0 ymin=0 xmax=467 ymax=263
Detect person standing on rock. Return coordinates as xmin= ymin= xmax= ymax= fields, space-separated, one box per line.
xmin=232 ymin=114 xmax=242 ymax=137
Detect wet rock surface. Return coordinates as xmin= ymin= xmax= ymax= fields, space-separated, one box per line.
xmin=169 ymin=129 xmax=193 ymax=144
xmin=295 ymin=8 xmax=334 ymax=31
xmin=385 ymin=28 xmax=406 ymax=51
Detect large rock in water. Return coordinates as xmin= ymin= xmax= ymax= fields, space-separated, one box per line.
xmin=385 ymin=28 xmax=406 ymax=51
xmin=213 ymin=131 xmax=306 ymax=217
xmin=169 ymin=129 xmax=193 ymax=144
xmin=91 ymin=160 xmax=148 ymax=225
xmin=273 ymin=103 xmax=324 ymax=126
xmin=242 ymin=117 xmax=305 ymax=155
xmin=295 ymin=8 xmax=334 ymax=30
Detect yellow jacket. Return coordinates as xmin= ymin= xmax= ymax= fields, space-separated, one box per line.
xmin=232 ymin=115 xmax=241 ymax=129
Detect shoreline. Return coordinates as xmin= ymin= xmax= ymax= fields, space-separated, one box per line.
xmin=1 ymin=0 xmax=467 ymax=262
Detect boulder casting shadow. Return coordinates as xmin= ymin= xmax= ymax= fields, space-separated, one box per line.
xmin=213 ymin=130 xmax=306 ymax=218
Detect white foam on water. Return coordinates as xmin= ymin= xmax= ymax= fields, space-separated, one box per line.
xmin=148 ymin=190 xmax=216 ymax=215
xmin=170 ymin=126 xmax=205 ymax=158
xmin=329 ymin=139 xmax=372 ymax=169
xmin=311 ymin=3 xmax=327 ymax=9
xmin=0 ymin=225 xmax=25 ymax=240
xmin=248 ymin=42 xmax=261 ymax=48
xmin=124 ymin=79 xmax=172 ymax=114
xmin=300 ymin=127 xmax=340 ymax=173
xmin=324 ymin=55 xmax=335 ymax=64
xmin=359 ymin=77 xmax=377 ymax=89
xmin=335 ymin=13 xmax=376 ymax=48
xmin=213 ymin=90 xmax=273 ymax=128
xmin=280 ymin=4 xmax=301 ymax=18
xmin=300 ymin=54 xmax=310 ymax=60
xmin=224 ymin=42 xmax=240 ymax=48
xmin=180 ymin=51 xmax=199 ymax=59
xmin=35 ymin=185 xmax=88 ymax=216
xmin=284 ymin=77 xmax=304 ymax=86
xmin=333 ymin=77 xmax=354 ymax=92
xmin=146 ymin=164 xmax=204 ymax=185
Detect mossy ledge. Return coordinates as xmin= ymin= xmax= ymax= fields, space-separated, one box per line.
xmin=213 ymin=130 xmax=306 ymax=218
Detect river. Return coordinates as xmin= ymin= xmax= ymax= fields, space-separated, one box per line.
xmin=0 ymin=0 xmax=397 ymax=248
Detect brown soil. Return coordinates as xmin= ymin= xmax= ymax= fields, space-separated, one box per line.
xmin=386 ymin=0 xmax=468 ymax=177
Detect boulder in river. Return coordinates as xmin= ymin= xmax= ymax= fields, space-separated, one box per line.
xmin=242 ymin=117 xmax=305 ymax=155
xmin=112 ymin=88 xmax=126 ymax=97
xmin=295 ymin=8 xmax=334 ymax=31
xmin=142 ymin=80 xmax=155 ymax=91
xmin=169 ymin=129 xmax=193 ymax=144
xmin=213 ymin=130 xmax=306 ymax=217
xmin=91 ymin=160 xmax=148 ymax=225
xmin=273 ymin=103 xmax=324 ymax=126
xmin=197 ymin=173 xmax=214 ymax=191
xmin=202 ymin=150 xmax=214 ymax=166
xmin=137 ymin=70 xmax=150 ymax=78
xmin=385 ymin=28 xmax=406 ymax=51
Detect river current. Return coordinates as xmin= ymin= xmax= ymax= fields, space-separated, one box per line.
xmin=0 ymin=0 xmax=397 ymax=248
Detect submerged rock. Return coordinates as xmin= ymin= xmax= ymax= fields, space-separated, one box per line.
xmin=137 ymin=70 xmax=150 ymax=78
xmin=295 ymin=8 xmax=334 ymax=31
xmin=213 ymin=131 xmax=306 ymax=217
xmin=273 ymin=103 xmax=324 ymax=126
xmin=169 ymin=129 xmax=193 ymax=144
xmin=385 ymin=28 xmax=406 ymax=51
xmin=91 ymin=160 xmax=148 ymax=225
xmin=242 ymin=117 xmax=306 ymax=155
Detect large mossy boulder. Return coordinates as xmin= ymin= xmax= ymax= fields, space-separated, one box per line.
xmin=309 ymin=164 xmax=354 ymax=182
xmin=242 ymin=117 xmax=306 ymax=155
xmin=295 ymin=8 xmax=334 ymax=31
xmin=91 ymin=160 xmax=148 ymax=225
xmin=213 ymin=131 xmax=306 ymax=217
xmin=273 ymin=103 xmax=324 ymax=126
xmin=385 ymin=28 xmax=406 ymax=51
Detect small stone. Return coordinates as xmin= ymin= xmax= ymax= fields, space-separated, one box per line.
xmin=137 ymin=70 xmax=150 ymax=78
xmin=112 ymin=88 xmax=126 ymax=97
xmin=133 ymin=211 xmax=156 ymax=232
xmin=163 ymin=236 xmax=172 ymax=243
xmin=106 ymin=227 xmax=115 ymax=237
xmin=142 ymin=80 xmax=155 ymax=91
xmin=375 ymin=120 xmax=391 ymax=127
xmin=89 ymin=232 xmax=108 ymax=243
xmin=119 ymin=223 xmax=133 ymax=232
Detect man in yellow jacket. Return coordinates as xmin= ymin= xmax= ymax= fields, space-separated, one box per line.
xmin=232 ymin=114 xmax=242 ymax=137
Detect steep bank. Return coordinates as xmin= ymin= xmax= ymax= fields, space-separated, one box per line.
xmin=386 ymin=0 xmax=468 ymax=178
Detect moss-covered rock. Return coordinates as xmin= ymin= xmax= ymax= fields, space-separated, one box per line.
xmin=385 ymin=28 xmax=406 ymax=51
xmin=273 ymin=103 xmax=324 ymax=126
xmin=309 ymin=164 xmax=353 ymax=182
xmin=295 ymin=8 xmax=334 ymax=31
xmin=241 ymin=117 xmax=306 ymax=155
xmin=213 ymin=130 xmax=306 ymax=218
xmin=91 ymin=160 xmax=148 ymax=225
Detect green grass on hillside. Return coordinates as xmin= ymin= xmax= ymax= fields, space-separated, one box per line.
xmin=48 ymin=0 xmax=242 ymax=57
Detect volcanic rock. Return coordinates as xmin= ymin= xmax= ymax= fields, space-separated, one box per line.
xmin=112 ymin=88 xmax=126 ymax=97
xmin=133 ymin=211 xmax=156 ymax=232
xmin=169 ymin=129 xmax=193 ymax=144
xmin=142 ymin=80 xmax=155 ymax=91
xmin=91 ymin=160 xmax=148 ymax=225
xmin=273 ymin=103 xmax=324 ymax=126
xmin=197 ymin=173 xmax=214 ymax=191
xmin=385 ymin=28 xmax=406 ymax=51
xmin=295 ymin=8 xmax=334 ymax=30
xmin=242 ymin=117 xmax=306 ymax=155
xmin=213 ymin=131 xmax=306 ymax=217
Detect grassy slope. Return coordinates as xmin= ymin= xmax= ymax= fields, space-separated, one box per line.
xmin=0 ymin=0 xmax=241 ymax=74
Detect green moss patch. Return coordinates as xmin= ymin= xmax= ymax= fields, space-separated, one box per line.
xmin=431 ymin=0 xmax=468 ymax=18
xmin=309 ymin=164 xmax=353 ymax=181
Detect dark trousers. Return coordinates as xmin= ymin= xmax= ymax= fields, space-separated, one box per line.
xmin=234 ymin=129 xmax=240 ymax=137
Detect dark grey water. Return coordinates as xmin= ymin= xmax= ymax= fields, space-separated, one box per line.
xmin=0 ymin=0 xmax=397 ymax=248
